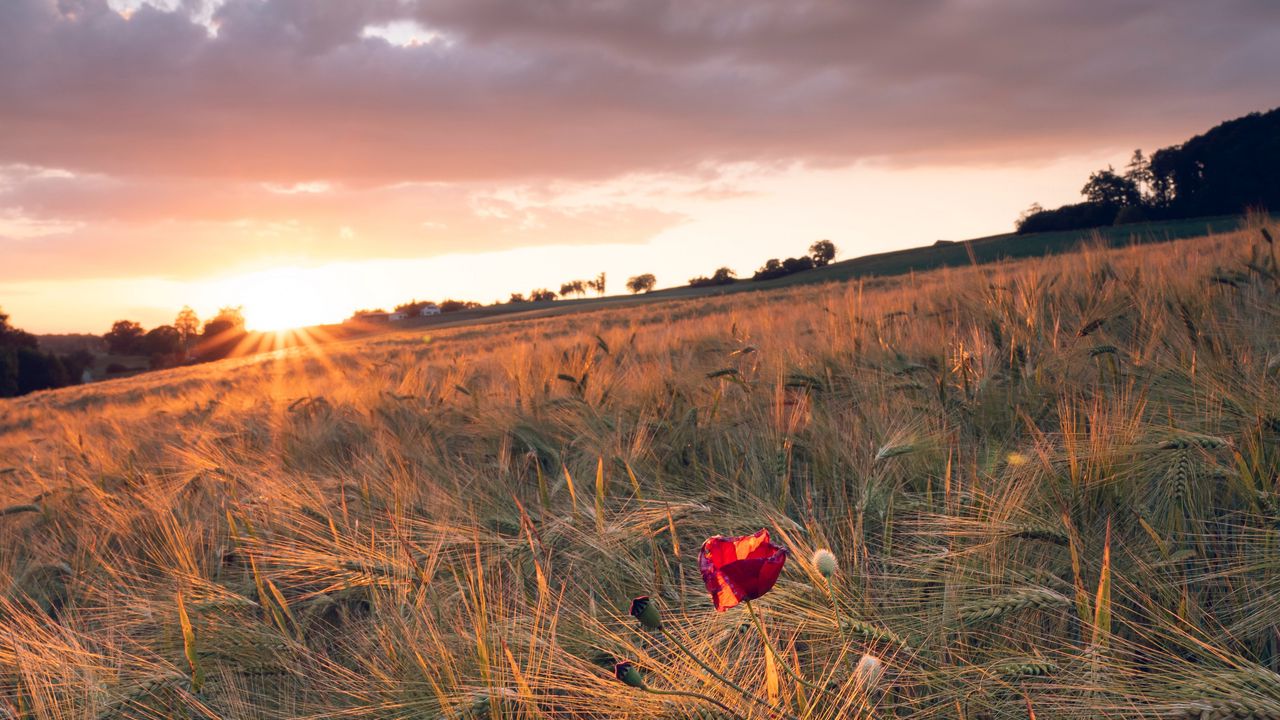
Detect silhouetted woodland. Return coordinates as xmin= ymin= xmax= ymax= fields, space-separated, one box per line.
xmin=0 ymin=311 xmax=94 ymax=397
xmin=1018 ymin=108 xmax=1280 ymax=233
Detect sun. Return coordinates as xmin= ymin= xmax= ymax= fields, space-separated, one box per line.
xmin=215 ymin=266 xmax=349 ymax=332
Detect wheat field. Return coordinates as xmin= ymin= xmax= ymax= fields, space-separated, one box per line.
xmin=3 ymin=222 xmax=1280 ymax=719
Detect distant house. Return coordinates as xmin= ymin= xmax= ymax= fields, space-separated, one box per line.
xmin=419 ymin=303 xmax=441 ymax=316
xmin=388 ymin=311 xmax=408 ymax=321
xmin=350 ymin=310 xmax=391 ymax=323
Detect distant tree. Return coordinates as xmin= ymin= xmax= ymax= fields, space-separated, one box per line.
xmin=0 ymin=350 xmax=16 ymax=397
xmin=586 ymin=272 xmax=607 ymax=296
xmin=1017 ymin=108 xmax=1280 ymax=233
xmin=559 ymin=280 xmax=587 ymax=299
xmin=61 ymin=349 xmax=95 ymax=382
xmin=509 ymin=292 xmax=527 ymax=304
xmin=688 ymin=267 xmax=737 ymax=288
xmin=142 ymin=325 xmax=183 ymax=367
xmin=202 ymin=307 xmax=245 ymax=339
xmin=104 ymin=320 xmax=145 ymax=355
xmin=753 ymin=255 xmax=815 ymax=281
xmin=529 ymin=289 xmax=557 ymax=302
xmin=174 ymin=306 xmax=200 ymax=346
xmin=1016 ymin=202 xmax=1045 ymax=231
xmin=0 ymin=310 xmax=38 ymax=350
xmin=1124 ymin=149 xmax=1155 ymax=203
xmin=753 ymin=258 xmax=784 ymax=281
xmin=1082 ymin=166 xmax=1144 ymax=208
xmin=195 ymin=306 xmax=248 ymax=361
xmin=395 ymin=299 xmax=437 ymax=315
xmin=809 ymin=240 xmax=837 ymax=267
xmin=1015 ymin=202 xmax=1120 ymax=234
xmin=0 ymin=311 xmax=79 ymax=396
xmin=16 ymin=348 xmax=67 ymax=395
xmin=626 ymin=273 xmax=657 ymax=294
xmin=440 ymin=299 xmax=481 ymax=313
xmin=782 ymin=256 xmax=815 ymax=273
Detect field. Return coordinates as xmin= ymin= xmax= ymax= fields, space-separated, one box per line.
xmin=4 ymin=219 xmax=1280 ymax=719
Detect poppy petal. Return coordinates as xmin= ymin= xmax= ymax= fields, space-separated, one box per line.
xmin=698 ymin=529 xmax=788 ymax=611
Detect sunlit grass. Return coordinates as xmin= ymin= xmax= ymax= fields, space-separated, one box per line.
xmin=2 ymin=221 xmax=1280 ymax=717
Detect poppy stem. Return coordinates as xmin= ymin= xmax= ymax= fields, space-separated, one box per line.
xmin=744 ymin=600 xmax=827 ymax=695
xmin=659 ymin=627 xmax=801 ymax=720
xmin=641 ymin=686 xmax=747 ymax=719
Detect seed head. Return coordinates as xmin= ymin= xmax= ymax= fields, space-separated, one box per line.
xmin=812 ymin=549 xmax=838 ymax=578
xmin=853 ymin=654 xmax=884 ymax=690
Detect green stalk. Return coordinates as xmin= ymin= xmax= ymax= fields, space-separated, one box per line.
xmin=745 ymin=600 xmax=830 ymax=696
xmin=661 ymin=627 xmax=802 ymax=720
xmin=642 ymin=686 xmax=746 ymax=719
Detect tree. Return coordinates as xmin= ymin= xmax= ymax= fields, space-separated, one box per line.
xmin=809 ymin=240 xmax=837 ymax=267
xmin=1124 ymin=149 xmax=1154 ymax=203
xmin=61 ymin=349 xmax=95 ymax=382
xmin=1081 ymin=166 xmax=1142 ymax=207
xmin=586 ymin=272 xmax=607 ymax=296
xmin=688 ymin=267 xmax=737 ymax=288
xmin=0 ymin=310 xmax=38 ymax=350
xmin=16 ymin=348 xmax=67 ymax=395
xmin=0 ymin=349 xmax=16 ymax=397
xmin=174 ymin=306 xmax=200 ymax=346
xmin=104 ymin=320 xmax=145 ymax=355
xmin=202 ymin=307 xmax=245 ymax=339
xmin=440 ymin=299 xmax=480 ymax=313
xmin=195 ymin=306 xmax=248 ymax=361
xmin=529 ymin=288 xmax=557 ymax=302
xmin=1016 ymin=202 xmax=1045 ymax=231
xmin=782 ymin=256 xmax=815 ymax=273
xmin=509 ymin=292 xmax=527 ymax=303
xmin=142 ymin=325 xmax=183 ymax=367
xmin=559 ymin=280 xmax=587 ymax=298
xmin=626 ymin=273 xmax=656 ymax=294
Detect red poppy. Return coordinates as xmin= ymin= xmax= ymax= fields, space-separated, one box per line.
xmin=698 ymin=529 xmax=788 ymax=611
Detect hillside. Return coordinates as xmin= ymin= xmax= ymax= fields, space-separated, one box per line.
xmin=2 ymin=220 xmax=1280 ymax=718
xmin=317 ymin=214 xmax=1250 ymax=340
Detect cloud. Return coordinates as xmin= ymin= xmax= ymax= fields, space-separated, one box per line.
xmin=0 ymin=165 xmax=688 ymax=280
xmin=1 ymin=0 xmax=1277 ymax=184
xmin=1 ymin=0 xmax=1278 ymax=290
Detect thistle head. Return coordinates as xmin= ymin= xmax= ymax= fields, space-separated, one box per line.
xmin=629 ymin=596 xmax=662 ymax=630
xmin=853 ymin=654 xmax=884 ymax=690
xmin=812 ymin=549 xmax=838 ymax=579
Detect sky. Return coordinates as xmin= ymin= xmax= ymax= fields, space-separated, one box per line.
xmin=2 ymin=0 xmax=1278 ymax=333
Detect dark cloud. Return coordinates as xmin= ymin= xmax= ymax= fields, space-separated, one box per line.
xmin=0 ymin=0 xmax=1276 ymax=184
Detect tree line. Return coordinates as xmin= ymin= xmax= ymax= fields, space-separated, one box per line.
xmin=688 ymin=239 xmax=837 ymax=287
xmin=103 ymin=306 xmax=249 ymax=367
xmin=0 ymin=310 xmax=95 ymax=397
xmin=504 ymin=239 xmax=836 ymax=303
xmin=1017 ymin=107 xmax=1280 ymax=234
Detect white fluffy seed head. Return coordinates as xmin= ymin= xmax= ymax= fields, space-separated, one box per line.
xmin=812 ymin=549 xmax=838 ymax=578
xmin=853 ymin=654 xmax=884 ymax=690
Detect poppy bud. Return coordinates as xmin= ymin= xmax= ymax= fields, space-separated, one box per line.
xmin=629 ymin=596 xmax=662 ymax=630
xmin=614 ymin=660 xmax=646 ymax=688
xmin=812 ymin=549 xmax=838 ymax=579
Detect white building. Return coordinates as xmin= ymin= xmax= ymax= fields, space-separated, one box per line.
xmin=419 ymin=303 xmax=441 ymax=316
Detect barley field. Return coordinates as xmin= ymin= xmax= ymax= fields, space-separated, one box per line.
xmin=4 ymin=222 xmax=1280 ymax=719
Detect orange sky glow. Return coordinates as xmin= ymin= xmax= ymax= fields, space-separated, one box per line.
xmin=2 ymin=0 xmax=1278 ymax=334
